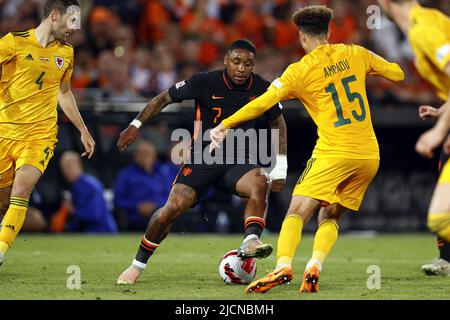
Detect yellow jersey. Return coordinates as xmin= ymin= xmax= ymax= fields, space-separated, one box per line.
xmin=222 ymin=44 xmax=404 ymax=160
xmin=409 ymin=4 xmax=450 ymax=101
xmin=0 ymin=29 xmax=74 ymax=141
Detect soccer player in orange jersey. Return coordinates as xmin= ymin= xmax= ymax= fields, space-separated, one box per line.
xmin=210 ymin=6 xmax=404 ymax=293
xmin=378 ymin=0 xmax=450 ymax=275
xmin=0 ymin=0 xmax=95 ymax=266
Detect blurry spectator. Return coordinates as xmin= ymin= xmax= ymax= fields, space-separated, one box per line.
xmin=329 ymin=0 xmax=358 ymax=44
xmin=71 ymin=45 xmax=97 ymax=98
xmin=155 ymin=54 xmax=177 ymax=94
xmin=59 ymin=151 xmax=118 ymax=233
xmin=138 ymin=0 xmax=171 ymax=45
xmin=130 ymin=47 xmax=157 ymax=96
xmin=265 ymin=0 xmax=298 ymax=51
xmin=85 ymin=6 xmax=120 ymax=57
xmin=97 ymin=56 xmax=143 ymax=103
xmin=114 ymin=140 xmax=176 ymax=231
xmin=111 ymin=24 xmax=135 ymax=61
xmin=86 ymin=50 xmax=114 ymax=92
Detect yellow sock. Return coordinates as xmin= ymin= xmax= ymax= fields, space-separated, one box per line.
xmin=428 ymin=213 xmax=450 ymax=242
xmin=276 ymin=214 xmax=304 ymax=268
xmin=0 ymin=197 xmax=28 ymax=255
xmin=308 ymin=219 xmax=339 ymax=270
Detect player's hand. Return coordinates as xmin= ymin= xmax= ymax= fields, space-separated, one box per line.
xmin=419 ymin=105 xmax=439 ymax=120
xmin=270 ymin=179 xmax=286 ymax=192
xmin=415 ymin=126 xmax=447 ymax=158
xmin=80 ymin=129 xmax=95 ymax=159
xmin=209 ymin=123 xmax=228 ymax=153
xmin=117 ymin=125 xmax=139 ymax=153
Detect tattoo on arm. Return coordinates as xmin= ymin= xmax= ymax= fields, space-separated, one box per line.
xmin=136 ymin=90 xmax=173 ymax=124
xmin=269 ymin=115 xmax=287 ymax=155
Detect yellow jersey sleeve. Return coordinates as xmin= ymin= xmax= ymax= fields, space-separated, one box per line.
xmin=221 ymin=90 xmax=280 ymax=129
xmin=0 ymin=33 xmax=15 ymax=65
xmin=357 ymin=46 xmax=404 ymax=81
xmin=221 ymin=63 xmax=301 ymax=129
xmin=267 ymin=63 xmax=302 ymax=100
xmin=413 ymin=25 xmax=450 ymax=71
xmin=61 ymin=48 xmax=74 ymax=84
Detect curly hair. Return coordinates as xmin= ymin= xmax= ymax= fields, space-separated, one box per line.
xmin=292 ymin=5 xmax=333 ymax=36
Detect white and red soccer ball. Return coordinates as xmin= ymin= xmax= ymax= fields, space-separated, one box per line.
xmin=219 ymin=249 xmax=257 ymax=285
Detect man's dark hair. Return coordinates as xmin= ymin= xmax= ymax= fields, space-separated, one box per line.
xmin=292 ymin=5 xmax=333 ymax=36
xmin=43 ymin=0 xmax=80 ymax=18
xmin=227 ymin=39 xmax=257 ymax=56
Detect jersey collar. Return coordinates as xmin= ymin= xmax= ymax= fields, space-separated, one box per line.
xmin=222 ymin=70 xmax=253 ymax=91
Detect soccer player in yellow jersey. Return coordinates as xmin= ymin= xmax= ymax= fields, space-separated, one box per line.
xmin=378 ymin=0 xmax=450 ymax=275
xmin=0 ymin=0 xmax=95 ymax=266
xmin=210 ymin=5 xmax=404 ymax=293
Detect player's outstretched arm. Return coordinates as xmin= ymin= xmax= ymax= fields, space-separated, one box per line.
xmin=223 ymin=90 xmax=281 ymax=129
xmin=209 ymin=90 xmax=281 ymax=151
xmin=362 ymin=46 xmax=405 ymax=82
xmin=268 ymin=115 xmax=288 ymax=192
xmin=58 ymin=82 xmax=96 ymax=159
xmin=117 ymin=90 xmax=173 ymax=153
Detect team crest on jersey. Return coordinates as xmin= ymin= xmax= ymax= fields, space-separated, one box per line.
xmin=55 ymin=56 xmax=64 ymax=69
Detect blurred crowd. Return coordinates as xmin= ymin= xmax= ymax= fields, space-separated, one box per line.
xmin=1 ymin=0 xmax=449 ymax=106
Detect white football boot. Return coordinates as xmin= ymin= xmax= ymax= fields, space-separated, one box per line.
xmin=421 ymin=258 xmax=450 ymax=276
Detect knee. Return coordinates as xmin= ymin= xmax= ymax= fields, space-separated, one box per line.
xmin=318 ymin=211 xmax=341 ymax=225
xmin=249 ymin=176 xmax=270 ymax=200
xmin=159 ymin=199 xmax=187 ymax=225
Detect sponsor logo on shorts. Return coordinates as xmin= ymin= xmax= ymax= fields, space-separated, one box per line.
xmin=181 ymin=167 xmax=192 ymax=176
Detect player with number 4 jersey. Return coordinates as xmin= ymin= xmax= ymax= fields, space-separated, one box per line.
xmin=210 ymin=5 xmax=404 ymax=294
xmin=0 ymin=0 xmax=95 ymax=267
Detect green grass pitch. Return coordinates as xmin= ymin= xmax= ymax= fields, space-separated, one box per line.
xmin=0 ymin=233 xmax=448 ymax=300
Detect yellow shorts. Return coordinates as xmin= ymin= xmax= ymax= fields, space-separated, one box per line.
xmin=293 ymin=158 xmax=379 ymax=211
xmin=0 ymin=138 xmax=57 ymax=188
xmin=438 ymin=159 xmax=450 ymax=184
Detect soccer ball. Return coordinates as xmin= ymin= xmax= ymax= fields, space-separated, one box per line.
xmin=219 ymin=250 xmax=257 ymax=285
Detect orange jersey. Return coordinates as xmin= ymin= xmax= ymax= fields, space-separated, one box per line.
xmin=0 ymin=29 xmax=74 ymax=141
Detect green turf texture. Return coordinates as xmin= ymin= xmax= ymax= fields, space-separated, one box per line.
xmin=0 ymin=233 xmax=448 ymax=300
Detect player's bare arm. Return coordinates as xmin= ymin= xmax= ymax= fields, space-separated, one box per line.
xmin=268 ymin=115 xmax=288 ymax=192
xmin=58 ymin=81 xmax=95 ymax=159
xmin=416 ymin=63 xmax=450 ymax=157
xmin=117 ymin=90 xmax=173 ymax=152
